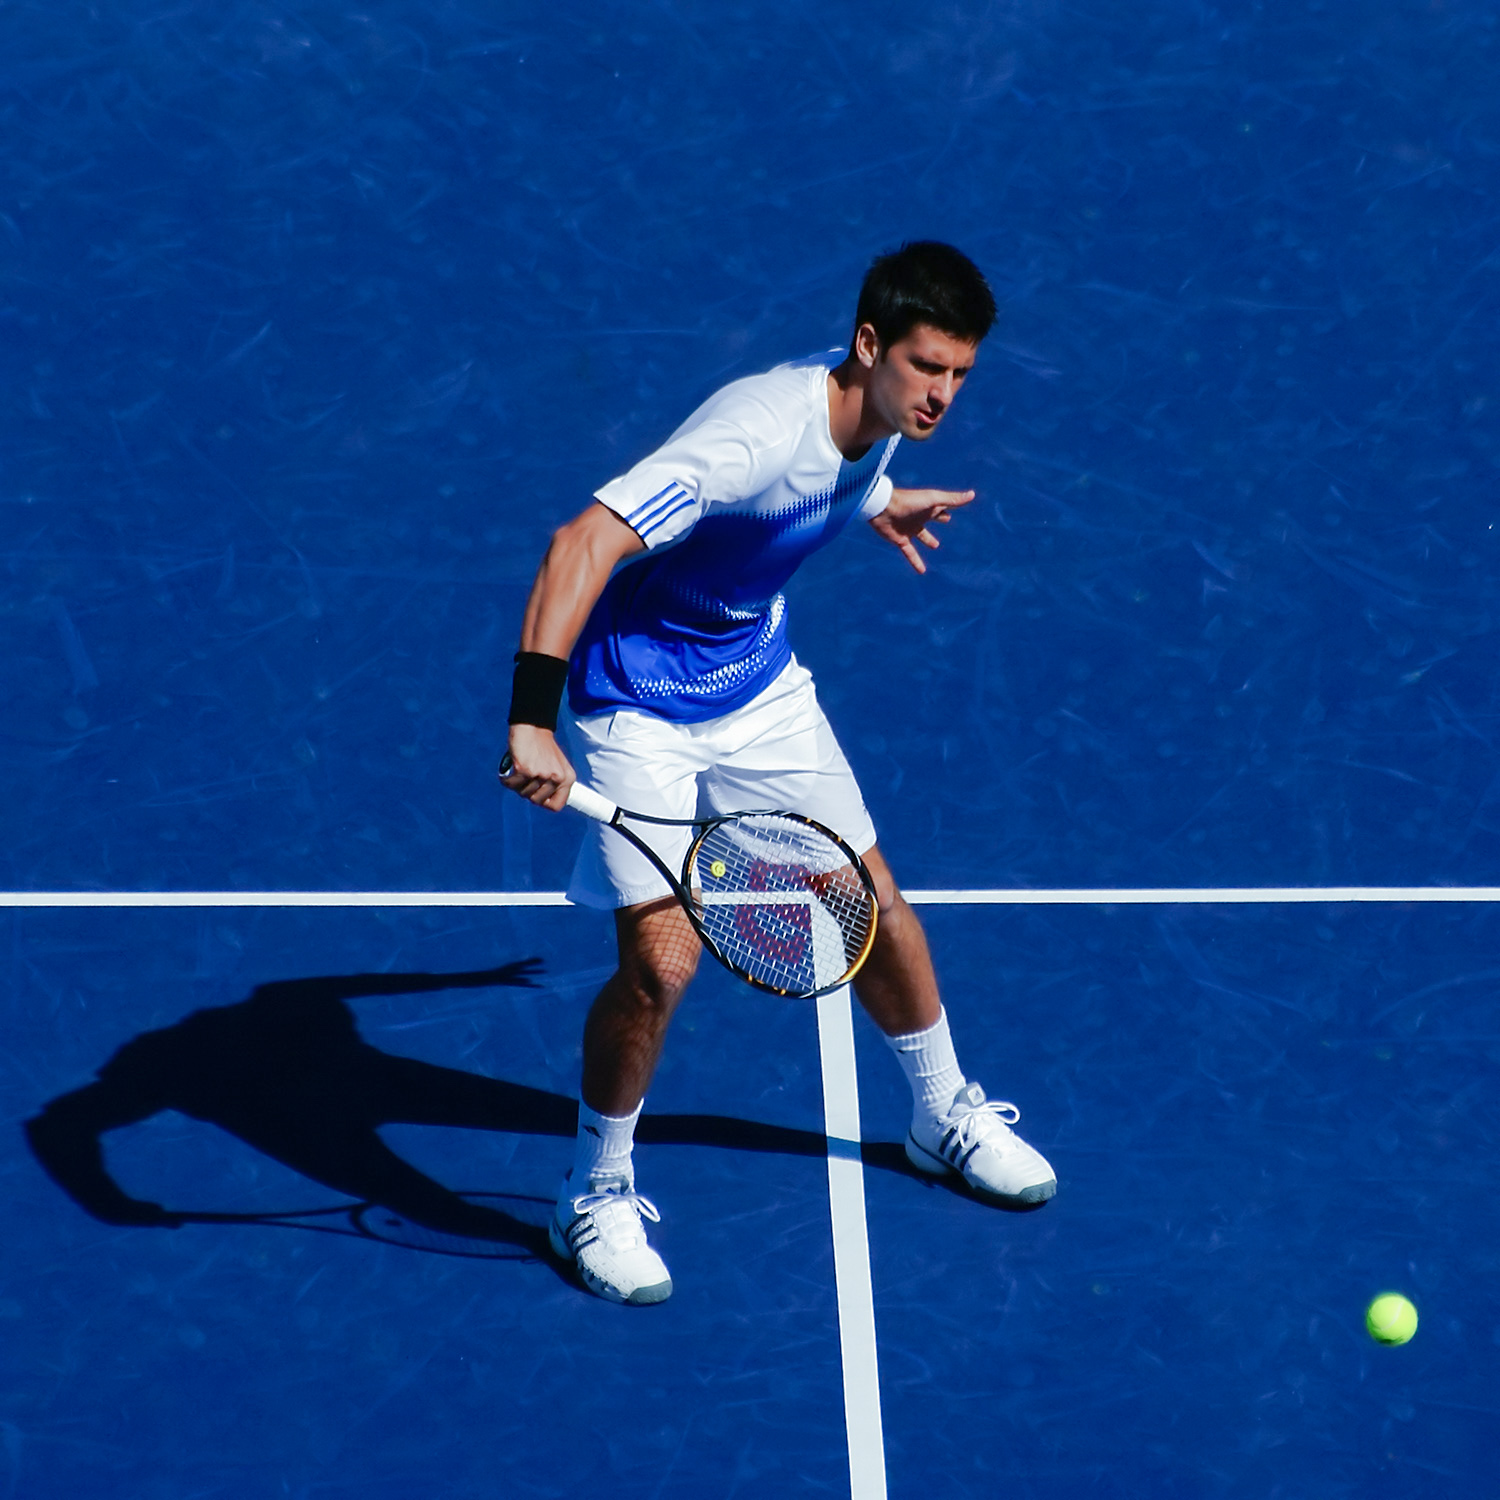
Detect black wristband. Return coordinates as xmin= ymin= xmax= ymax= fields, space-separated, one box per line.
xmin=507 ymin=651 xmax=570 ymax=731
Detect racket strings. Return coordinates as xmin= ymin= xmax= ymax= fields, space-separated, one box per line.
xmin=690 ymin=814 xmax=875 ymax=996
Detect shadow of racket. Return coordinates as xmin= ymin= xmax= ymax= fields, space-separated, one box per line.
xmin=178 ymin=1190 xmax=554 ymax=1260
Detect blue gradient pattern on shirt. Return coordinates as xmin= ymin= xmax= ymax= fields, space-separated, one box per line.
xmin=570 ymin=440 xmax=894 ymax=721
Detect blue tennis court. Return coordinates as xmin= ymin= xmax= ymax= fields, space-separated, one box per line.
xmin=4 ymin=2 xmax=1497 ymax=1495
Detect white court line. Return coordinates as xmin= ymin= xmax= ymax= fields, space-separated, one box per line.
xmin=7 ymin=886 xmax=1500 ymax=907
xmin=904 ymin=887 xmax=1500 ymax=905
xmin=0 ymin=891 xmax=573 ymax=907
xmin=816 ymin=985 xmax=886 ymax=1500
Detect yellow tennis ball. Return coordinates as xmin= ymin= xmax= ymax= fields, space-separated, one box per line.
xmin=1366 ymin=1293 xmax=1418 ymax=1346
xmin=709 ymin=859 xmax=727 ymax=878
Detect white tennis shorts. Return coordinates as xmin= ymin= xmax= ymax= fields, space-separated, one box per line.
xmin=564 ymin=658 xmax=878 ymax=910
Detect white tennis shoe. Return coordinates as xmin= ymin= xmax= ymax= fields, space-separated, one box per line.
xmin=550 ymin=1175 xmax=674 ymax=1305
xmin=907 ymin=1082 xmax=1057 ymax=1207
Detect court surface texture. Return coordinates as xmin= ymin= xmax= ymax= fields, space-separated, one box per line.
xmin=3 ymin=2 xmax=1497 ymax=1496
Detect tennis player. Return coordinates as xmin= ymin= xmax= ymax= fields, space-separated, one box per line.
xmin=502 ymin=242 xmax=1056 ymax=1305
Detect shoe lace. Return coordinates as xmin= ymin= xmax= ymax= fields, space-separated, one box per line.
xmin=942 ymin=1096 xmax=1022 ymax=1153
xmin=570 ymin=1185 xmax=661 ymax=1246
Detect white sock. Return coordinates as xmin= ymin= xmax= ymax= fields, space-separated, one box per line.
xmin=571 ymin=1098 xmax=643 ymax=1190
xmin=884 ymin=1008 xmax=966 ymax=1123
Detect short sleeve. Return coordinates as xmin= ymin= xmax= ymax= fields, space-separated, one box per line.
xmin=594 ymin=472 xmax=701 ymax=550
xmin=592 ymin=373 xmax=808 ymax=551
xmin=858 ymin=474 xmax=893 ymax=521
xmin=856 ymin=435 xmax=900 ymax=520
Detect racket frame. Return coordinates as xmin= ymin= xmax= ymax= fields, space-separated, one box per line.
xmin=501 ymin=756 xmax=878 ymax=998
xmin=618 ymin=803 xmax=879 ymax=998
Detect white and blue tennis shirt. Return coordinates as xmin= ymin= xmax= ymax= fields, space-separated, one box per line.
xmin=569 ymin=351 xmax=899 ymax=723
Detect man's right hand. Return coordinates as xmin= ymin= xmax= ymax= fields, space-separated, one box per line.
xmin=501 ymin=725 xmax=576 ymax=812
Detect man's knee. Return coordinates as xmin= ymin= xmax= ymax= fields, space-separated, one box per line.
xmin=624 ymin=944 xmax=700 ymax=1007
xmin=615 ymin=900 xmax=702 ymax=1008
xmin=860 ymin=844 xmax=903 ymax=916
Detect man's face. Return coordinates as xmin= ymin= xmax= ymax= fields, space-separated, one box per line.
xmin=859 ymin=322 xmax=979 ymax=441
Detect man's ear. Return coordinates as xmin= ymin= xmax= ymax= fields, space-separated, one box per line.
xmin=853 ymin=322 xmax=882 ymax=369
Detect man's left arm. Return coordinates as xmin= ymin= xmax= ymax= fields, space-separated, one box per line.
xmin=869 ymin=487 xmax=976 ymax=574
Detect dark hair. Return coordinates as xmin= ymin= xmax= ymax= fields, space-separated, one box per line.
xmin=853 ymin=241 xmax=997 ymax=351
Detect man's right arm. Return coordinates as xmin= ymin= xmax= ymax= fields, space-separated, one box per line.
xmin=502 ymin=502 xmax=645 ymax=811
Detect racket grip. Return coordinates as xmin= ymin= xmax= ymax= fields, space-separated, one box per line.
xmin=500 ymin=752 xmax=618 ymax=823
xmin=565 ymin=780 xmax=618 ymax=823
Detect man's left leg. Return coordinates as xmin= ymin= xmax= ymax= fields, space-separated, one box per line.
xmin=695 ymin=661 xmax=1055 ymax=1205
xmin=853 ymin=846 xmax=1057 ymax=1207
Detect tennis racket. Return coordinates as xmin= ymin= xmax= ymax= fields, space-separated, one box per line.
xmin=499 ymin=754 xmax=878 ymax=999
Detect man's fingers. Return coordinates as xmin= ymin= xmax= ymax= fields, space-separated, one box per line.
xmin=501 ymin=761 xmax=573 ymax=812
xmin=900 ymin=538 xmax=928 ymax=574
xmin=910 ymin=490 xmax=972 ymax=526
xmin=918 ymin=528 xmax=941 ymax=550
xmin=498 ymin=754 xmax=535 ymax=792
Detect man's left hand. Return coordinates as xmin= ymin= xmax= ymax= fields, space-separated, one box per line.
xmin=869 ymin=487 xmax=975 ymax=574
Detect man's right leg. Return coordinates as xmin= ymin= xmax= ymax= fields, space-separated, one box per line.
xmin=551 ymin=898 xmax=701 ymax=1305
xmin=581 ymin=898 xmax=702 ymax=1115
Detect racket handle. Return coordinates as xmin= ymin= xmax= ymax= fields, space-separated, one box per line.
xmin=565 ymin=780 xmax=618 ymax=823
xmin=499 ymin=752 xmax=618 ymax=824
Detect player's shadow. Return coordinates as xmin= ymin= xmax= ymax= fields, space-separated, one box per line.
xmin=24 ymin=960 xmax=915 ymax=1261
